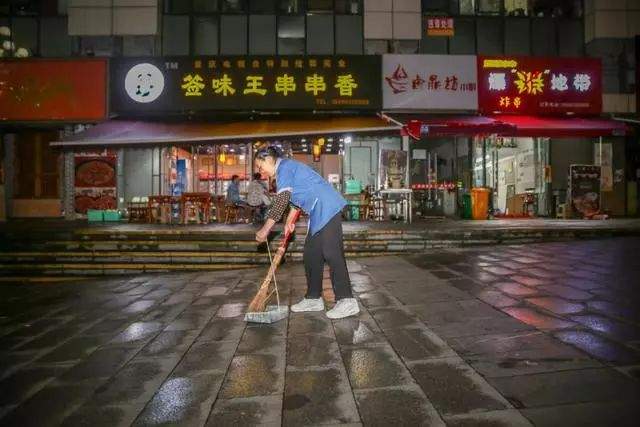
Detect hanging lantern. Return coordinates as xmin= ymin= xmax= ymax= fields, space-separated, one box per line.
xmin=218 ymin=149 xmax=227 ymax=164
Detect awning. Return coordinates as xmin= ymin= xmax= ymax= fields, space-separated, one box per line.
xmin=492 ymin=115 xmax=630 ymax=138
xmin=386 ymin=114 xmax=516 ymax=138
xmin=52 ymin=116 xmax=401 ymax=147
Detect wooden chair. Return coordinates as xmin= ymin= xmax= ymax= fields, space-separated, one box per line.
xmin=128 ymin=197 xmax=150 ymax=223
xmin=148 ymin=195 xmax=174 ymax=224
xmin=180 ymin=193 xmax=212 ymax=224
xmin=359 ymin=192 xmax=373 ymax=221
xmin=224 ymin=203 xmax=240 ymax=224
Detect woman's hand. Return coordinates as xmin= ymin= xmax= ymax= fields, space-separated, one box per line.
xmin=285 ymin=221 xmax=296 ymax=235
xmin=256 ymin=226 xmax=270 ymax=243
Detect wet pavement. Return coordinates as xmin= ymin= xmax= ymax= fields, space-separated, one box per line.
xmin=1 ymin=237 xmax=640 ymax=426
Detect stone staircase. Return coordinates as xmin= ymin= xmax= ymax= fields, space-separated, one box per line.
xmin=1 ymin=219 xmax=638 ymax=276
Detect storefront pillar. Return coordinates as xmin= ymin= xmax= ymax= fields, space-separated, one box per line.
xmin=63 ymin=150 xmax=75 ymax=220
xmin=116 ymin=148 xmax=125 ymax=210
xmin=3 ymin=135 xmax=15 ymax=219
xmin=402 ymin=135 xmax=411 ymax=188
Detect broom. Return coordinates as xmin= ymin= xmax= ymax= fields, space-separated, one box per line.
xmin=247 ymin=209 xmax=301 ymax=313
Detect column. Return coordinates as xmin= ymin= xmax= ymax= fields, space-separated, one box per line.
xmin=63 ymin=150 xmax=75 ymax=220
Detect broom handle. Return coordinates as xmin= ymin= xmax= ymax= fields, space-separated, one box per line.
xmin=248 ymin=209 xmax=301 ymax=312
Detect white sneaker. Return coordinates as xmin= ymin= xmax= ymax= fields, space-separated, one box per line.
xmin=326 ymin=298 xmax=360 ymax=319
xmin=290 ymin=298 xmax=325 ymax=313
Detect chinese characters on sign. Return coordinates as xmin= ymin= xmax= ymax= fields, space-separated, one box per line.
xmin=426 ymin=17 xmax=455 ymax=37
xmin=383 ymin=55 xmax=478 ymax=110
xmin=477 ymin=56 xmax=602 ymax=115
xmin=111 ymin=56 xmax=381 ymax=113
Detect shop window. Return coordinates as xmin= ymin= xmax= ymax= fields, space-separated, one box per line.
xmin=123 ymin=35 xmax=156 ymax=56
xmin=194 ymin=0 xmax=219 ymax=13
xmin=335 ymin=14 xmax=362 ymax=54
xmin=531 ymin=0 xmax=581 ymax=18
xmin=249 ymin=14 xmax=276 ymax=54
xmin=221 ymin=0 xmax=247 ymax=13
xmin=448 ymin=18 xmax=475 ymax=54
xmin=249 ymin=0 xmax=276 ymax=13
xmin=11 ymin=16 xmax=38 ymax=56
xmin=504 ymin=0 xmax=528 ymax=16
xmin=364 ymin=39 xmax=389 ymax=55
xmin=279 ymin=0 xmax=304 ymax=14
xmin=13 ymin=132 xmax=60 ymax=199
xmin=458 ymin=0 xmax=476 ymax=15
xmin=78 ymin=35 xmax=123 ymax=57
xmin=7 ymin=0 xmax=39 ymax=16
xmin=278 ymin=15 xmax=304 ymax=53
xmin=422 ymin=0 xmax=452 ymax=14
xmin=504 ymin=18 xmax=530 ymax=55
xmin=193 ymin=15 xmax=219 ymax=54
xmin=476 ymin=17 xmax=503 ymax=54
xmin=478 ymin=0 xmax=501 ymax=15
xmin=307 ymin=0 xmax=333 ymax=13
xmin=391 ymin=40 xmax=419 ymax=54
xmin=162 ymin=15 xmax=190 ymax=55
xmin=220 ymin=14 xmax=247 ymax=53
xmin=335 ymin=0 xmax=361 ymax=15
xmin=40 ymin=16 xmax=72 ymax=57
xmin=531 ymin=18 xmax=557 ymax=56
xmin=307 ymin=13 xmax=333 ymax=54
xmin=165 ymin=0 xmax=192 ymax=14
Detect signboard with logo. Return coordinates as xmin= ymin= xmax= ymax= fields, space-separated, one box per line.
xmin=0 ymin=59 xmax=107 ymax=122
xmin=478 ymin=56 xmax=602 ymax=115
xmin=426 ymin=17 xmax=454 ymax=36
xmin=383 ymin=55 xmax=477 ymax=110
xmin=111 ymin=56 xmax=381 ymax=114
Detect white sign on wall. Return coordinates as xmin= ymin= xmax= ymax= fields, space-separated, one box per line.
xmin=383 ymin=54 xmax=478 ymax=110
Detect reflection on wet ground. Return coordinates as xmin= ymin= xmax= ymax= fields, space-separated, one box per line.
xmin=0 ymin=237 xmax=639 ymax=426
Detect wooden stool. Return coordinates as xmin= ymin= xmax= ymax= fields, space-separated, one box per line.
xmin=224 ymin=204 xmax=239 ymax=224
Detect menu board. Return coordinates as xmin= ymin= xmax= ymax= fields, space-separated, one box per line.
xmin=568 ymin=164 xmax=601 ymax=218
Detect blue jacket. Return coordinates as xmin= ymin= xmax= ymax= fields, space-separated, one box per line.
xmin=276 ymin=159 xmax=346 ymax=235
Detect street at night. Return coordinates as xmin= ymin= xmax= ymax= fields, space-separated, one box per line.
xmin=1 ymin=237 xmax=639 ymax=426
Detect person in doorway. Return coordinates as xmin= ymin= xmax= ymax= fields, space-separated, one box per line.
xmin=226 ymin=174 xmax=248 ymax=220
xmin=247 ymin=172 xmax=271 ymax=222
xmin=254 ymin=146 xmax=359 ymax=319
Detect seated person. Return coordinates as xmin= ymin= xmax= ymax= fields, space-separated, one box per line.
xmin=226 ymin=175 xmax=248 ymax=209
xmin=246 ymin=172 xmax=271 ymax=221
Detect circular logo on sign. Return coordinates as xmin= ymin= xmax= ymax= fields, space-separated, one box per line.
xmin=124 ymin=63 xmax=165 ymax=103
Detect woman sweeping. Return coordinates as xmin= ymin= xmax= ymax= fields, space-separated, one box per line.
xmin=254 ymin=146 xmax=359 ymax=319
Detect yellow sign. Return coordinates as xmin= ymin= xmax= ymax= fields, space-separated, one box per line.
xmin=181 ymin=74 xmax=205 ymax=96
xmin=212 ymin=74 xmax=236 ymax=96
xmin=275 ymin=74 xmax=296 ymax=96
xmin=334 ymin=74 xmax=358 ymax=96
xmin=514 ymin=70 xmax=544 ymax=95
xmin=483 ymin=59 xmax=518 ymax=69
xmin=243 ymin=75 xmax=267 ymax=95
xmin=305 ymin=74 xmax=327 ymax=95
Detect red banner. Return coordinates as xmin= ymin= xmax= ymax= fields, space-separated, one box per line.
xmin=0 ymin=59 xmax=107 ymax=122
xmin=477 ymin=56 xmax=601 ymax=115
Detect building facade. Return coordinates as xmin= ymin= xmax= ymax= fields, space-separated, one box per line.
xmin=1 ymin=0 xmax=638 ymax=220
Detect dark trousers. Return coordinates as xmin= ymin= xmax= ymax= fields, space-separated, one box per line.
xmin=303 ymin=212 xmax=353 ymax=300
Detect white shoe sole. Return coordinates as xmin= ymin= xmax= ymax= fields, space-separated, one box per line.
xmin=326 ymin=305 xmax=360 ymax=319
xmin=290 ymin=302 xmax=325 ymax=313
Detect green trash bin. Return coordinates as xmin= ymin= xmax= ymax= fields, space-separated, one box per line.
xmin=461 ymin=194 xmax=472 ymax=219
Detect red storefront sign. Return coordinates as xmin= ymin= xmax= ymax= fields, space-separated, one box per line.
xmin=477 ymin=56 xmax=602 ymax=115
xmin=426 ymin=17 xmax=454 ymax=37
xmin=0 ymin=59 xmax=107 ymax=122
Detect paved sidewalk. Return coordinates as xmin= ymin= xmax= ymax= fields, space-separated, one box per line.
xmin=1 ymin=238 xmax=639 ymax=426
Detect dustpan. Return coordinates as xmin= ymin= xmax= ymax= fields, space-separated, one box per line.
xmin=245 ymin=210 xmax=301 ymax=324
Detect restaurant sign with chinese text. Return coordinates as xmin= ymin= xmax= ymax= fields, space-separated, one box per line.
xmin=478 ymin=56 xmax=602 ymax=115
xmin=111 ymin=56 xmax=381 ymax=114
xmin=383 ymin=55 xmax=477 ymax=110
xmin=426 ymin=17 xmax=454 ymax=37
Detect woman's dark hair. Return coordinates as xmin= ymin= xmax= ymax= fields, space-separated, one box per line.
xmin=231 ymin=174 xmax=239 ymax=181
xmin=253 ymin=172 xmax=261 ymax=180
xmin=254 ymin=146 xmax=281 ymax=160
